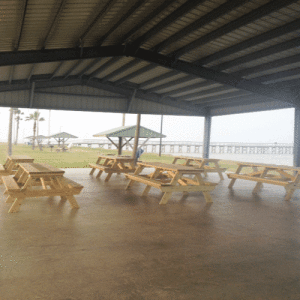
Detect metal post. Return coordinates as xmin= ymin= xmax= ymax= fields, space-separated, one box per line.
xmin=118 ymin=137 xmax=122 ymax=155
xmin=203 ymin=114 xmax=212 ymax=159
xmin=48 ymin=109 xmax=51 ymax=145
xmin=294 ymin=108 xmax=300 ymax=167
xmin=122 ymin=113 xmax=125 ymax=126
xmin=7 ymin=108 xmax=13 ymax=156
xmin=159 ymin=115 xmax=163 ymax=157
xmin=132 ymin=114 xmax=141 ymax=164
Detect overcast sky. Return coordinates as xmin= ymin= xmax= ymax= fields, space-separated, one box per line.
xmin=0 ymin=107 xmax=295 ymax=144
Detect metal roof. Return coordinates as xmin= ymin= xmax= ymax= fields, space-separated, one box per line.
xmin=93 ymin=125 xmax=166 ymax=138
xmin=49 ymin=132 xmax=78 ymax=139
xmin=0 ymin=0 xmax=299 ymax=116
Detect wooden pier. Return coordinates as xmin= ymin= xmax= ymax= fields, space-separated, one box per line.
xmin=67 ymin=139 xmax=293 ymax=155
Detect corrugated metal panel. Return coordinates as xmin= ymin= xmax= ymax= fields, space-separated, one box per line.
xmin=126 ymin=0 xmax=188 ymax=43
xmin=0 ymin=66 xmax=11 ymax=81
xmin=130 ymin=66 xmax=171 ymax=84
xmin=34 ymin=92 xmax=128 ymax=112
xmin=0 ymin=90 xmax=30 ymax=107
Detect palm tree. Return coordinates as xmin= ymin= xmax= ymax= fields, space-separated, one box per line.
xmin=13 ymin=108 xmax=24 ymax=145
xmin=25 ymin=111 xmax=45 ymax=150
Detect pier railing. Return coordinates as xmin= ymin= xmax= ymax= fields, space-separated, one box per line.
xmin=64 ymin=139 xmax=293 ymax=155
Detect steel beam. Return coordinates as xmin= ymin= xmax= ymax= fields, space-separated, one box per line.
xmin=233 ymin=54 xmax=300 ymax=78
xmin=96 ymin=0 xmax=147 ymax=46
xmin=154 ymin=0 xmax=247 ymax=53
xmin=172 ymin=0 xmax=299 ymax=59
xmin=130 ymin=0 xmax=205 ymax=50
xmin=119 ymin=0 xmax=176 ymax=43
xmin=78 ymin=0 xmax=118 ymax=45
xmin=196 ymin=18 xmax=300 ymax=66
xmin=133 ymin=48 xmax=299 ymax=105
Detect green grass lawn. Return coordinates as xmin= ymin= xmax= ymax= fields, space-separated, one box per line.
xmin=0 ymin=143 xmax=238 ymax=171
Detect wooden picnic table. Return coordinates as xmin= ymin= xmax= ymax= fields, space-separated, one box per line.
xmin=226 ymin=162 xmax=300 ymax=200
xmin=125 ymin=161 xmax=217 ymax=204
xmin=172 ymin=156 xmax=226 ymax=180
xmin=89 ymin=154 xmax=136 ymax=182
xmin=2 ymin=162 xmax=83 ymax=213
xmin=0 ymin=155 xmax=34 ymax=178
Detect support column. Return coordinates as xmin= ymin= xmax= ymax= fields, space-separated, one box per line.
xmin=118 ymin=137 xmax=122 ymax=155
xmin=294 ymin=108 xmax=300 ymax=167
xmin=203 ymin=114 xmax=212 ymax=159
xmin=7 ymin=108 xmax=13 ymax=156
xmin=159 ymin=115 xmax=163 ymax=157
xmin=132 ymin=114 xmax=141 ymax=164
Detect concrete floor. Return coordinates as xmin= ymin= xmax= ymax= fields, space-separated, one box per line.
xmin=1 ymin=168 xmax=300 ymax=300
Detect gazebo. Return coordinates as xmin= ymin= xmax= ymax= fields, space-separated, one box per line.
xmin=48 ymin=132 xmax=78 ymax=147
xmin=93 ymin=125 xmax=166 ymax=155
xmin=25 ymin=135 xmax=47 ymax=145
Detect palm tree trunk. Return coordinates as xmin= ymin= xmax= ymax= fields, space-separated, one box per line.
xmin=14 ymin=118 xmax=19 ymax=145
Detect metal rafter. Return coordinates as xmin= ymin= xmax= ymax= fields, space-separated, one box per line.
xmin=192 ymin=91 xmax=252 ymax=105
xmin=153 ymin=0 xmax=247 ymax=53
xmin=64 ymin=61 xmax=82 ymax=79
xmin=196 ymin=18 xmax=300 ymax=66
xmin=133 ymin=48 xmax=299 ymax=105
xmin=251 ymin=67 xmax=300 ymax=84
xmin=101 ymin=59 xmax=141 ymax=82
xmin=139 ymin=70 xmax=179 ymax=88
xmin=78 ymin=0 xmax=119 ymax=45
xmin=87 ymin=57 xmax=122 ymax=79
xmin=119 ymin=0 xmax=176 ymax=44
xmin=214 ymin=36 xmax=300 ymax=72
xmin=114 ymin=64 xmax=154 ymax=86
xmin=96 ymin=0 xmax=147 ymax=46
xmin=233 ymin=54 xmax=300 ymax=78
xmin=146 ymin=20 xmax=300 ymax=96
xmin=85 ymin=78 xmax=206 ymax=115
xmin=172 ymin=0 xmax=299 ymax=59
xmin=176 ymin=86 xmax=237 ymax=101
xmin=130 ymin=0 xmax=205 ymax=50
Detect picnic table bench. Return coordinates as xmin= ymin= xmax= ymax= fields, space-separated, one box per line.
xmin=89 ymin=154 xmax=135 ymax=182
xmin=226 ymin=162 xmax=300 ymax=200
xmin=172 ymin=156 xmax=226 ymax=180
xmin=2 ymin=162 xmax=84 ymax=213
xmin=125 ymin=161 xmax=217 ymax=204
xmin=0 ymin=155 xmax=34 ymax=183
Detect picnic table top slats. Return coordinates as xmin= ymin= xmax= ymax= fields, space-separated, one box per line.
xmin=7 ymin=155 xmax=34 ymax=162
xmin=18 ymin=163 xmax=65 ymax=175
xmin=138 ymin=161 xmax=204 ymax=173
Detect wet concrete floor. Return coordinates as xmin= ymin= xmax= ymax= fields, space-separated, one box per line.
xmin=0 ymin=168 xmax=300 ymax=300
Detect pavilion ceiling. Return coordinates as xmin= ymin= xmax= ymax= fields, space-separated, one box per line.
xmin=0 ymin=0 xmax=299 ymax=116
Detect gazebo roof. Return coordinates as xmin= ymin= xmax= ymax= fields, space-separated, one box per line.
xmin=25 ymin=135 xmax=47 ymax=140
xmin=48 ymin=132 xmax=78 ymax=139
xmin=93 ymin=126 xmax=166 ymax=139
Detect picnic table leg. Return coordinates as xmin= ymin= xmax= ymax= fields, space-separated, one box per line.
xmin=8 ymin=196 xmax=25 ymax=213
xmin=126 ymin=165 xmax=144 ymax=190
xmin=142 ymin=169 xmax=161 ymax=196
xmin=5 ymin=195 xmax=15 ymax=203
xmin=194 ymin=174 xmax=213 ymax=203
xmin=89 ymin=156 xmax=101 ymax=175
xmin=252 ymin=168 xmax=268 ymax=194
xmin=66 ymin=195 xmax=80 ymax=209
xmin=96 ymin=158 xmax=110 ymax=179
xmin=215 ymin=162 xmax=224 ymax=180
xmin=228 ymin=165 xmax=243 ymax=188
xmin=202 ymin=192 xmax=213 ymax=203
xmin=159 ymin=172 xmax=181 ymax=205
xmin=284 ymin=175 xmax=300 ymax=200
